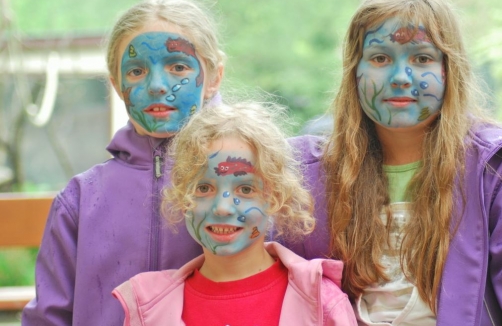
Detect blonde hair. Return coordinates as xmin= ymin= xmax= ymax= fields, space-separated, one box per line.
xmin=323 ymin=0 xmax=491 ymax=312
xmin=162 ymin=102 xmax=315 ymax=239
xmin=105 ymin=0 xmax=225 ymax=84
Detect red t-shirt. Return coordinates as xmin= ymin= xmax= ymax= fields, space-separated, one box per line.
xmin=182 ymin=260 xmax=288 ymax=326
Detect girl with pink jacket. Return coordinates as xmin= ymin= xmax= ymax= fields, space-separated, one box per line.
xmin=113 ymin=102 xmax=357 ymax=325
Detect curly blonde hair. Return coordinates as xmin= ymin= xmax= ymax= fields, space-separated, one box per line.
xmin=323 ymin=0 xmax=492 ymax=312
xmin=161 ymin=102 xmax=315 ymax=240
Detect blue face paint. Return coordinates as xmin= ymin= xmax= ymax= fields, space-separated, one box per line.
xmin=186 ymin=137 xmax=268 ymax=256
xmin=120 ymin=32 xmax=204 ymax=134
xmin=356 ymin=17 xmax=445 ymax=128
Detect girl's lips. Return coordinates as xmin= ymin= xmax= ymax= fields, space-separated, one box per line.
xmin=384 ymin=97 xmax=417 ymax=108
xmin=143 ymin=104 xmax=176 ymax=118
xmin=205 ymin=224 xmax=244 ymax=243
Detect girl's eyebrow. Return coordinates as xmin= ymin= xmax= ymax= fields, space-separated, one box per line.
xmin=363 ymin=44 xmax=390 ymax=51
xmin=412 ymin=43 xmax=440 ymax=51
xmin=122 ymin=58 xmax=147 ymax=65
xmin=164 ymin=54 xmax=195 ymax=62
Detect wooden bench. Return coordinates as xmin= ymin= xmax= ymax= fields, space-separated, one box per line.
xmin=0 ymin=192 xmax=55 ymax=311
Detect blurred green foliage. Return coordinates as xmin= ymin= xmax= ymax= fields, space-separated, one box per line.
xmin=0 ymin=249 xmax=37 ymax=286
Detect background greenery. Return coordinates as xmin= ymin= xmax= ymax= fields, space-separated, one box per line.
xmin=1 ymin=0 xmax=502 ymax=287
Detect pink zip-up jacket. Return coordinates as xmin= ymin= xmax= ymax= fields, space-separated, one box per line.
xmin=113 ymin=241 xmax=357 ymax=325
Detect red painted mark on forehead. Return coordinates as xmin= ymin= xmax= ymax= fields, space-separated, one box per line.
xmin=214 ymin=156 xmax=254 ymax=177
xmin=389 ymin=26 xmax=430 ymax=44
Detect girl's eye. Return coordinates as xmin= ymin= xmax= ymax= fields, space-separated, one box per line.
xmin=239 ymin=186 xmax=253 ymax=195
xmin=171 ymin=64 xmax=190 ymax=73
xmin=416 ymin=55 xmax=432 ymax=64
xmin=370 ymin=55 xmax=389 ymax=65
xmin=374 ymin=56 xmax=387 ymax=63
xmin=197 ymin=185 xmax=210 ymax=193
xmin=129 ymin=68 xmax=144 ymax=76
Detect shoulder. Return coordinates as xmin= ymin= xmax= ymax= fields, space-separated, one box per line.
xmin=468 ymin=123 xmax=502 ymax=160
xmin=128 ymin=254 xmax=205 ymax=303
xmin=128 ymin=270 xmax=184 ymax=302
xmin=55 ymin=161 xmax=114 ymax=215
xmin=320 ymin=276 xmax=356 ymax=325
xmin=287 ymin=135 xmax=326 ymax=165
xmin=266 ymin=242 xmax=344 ymax=292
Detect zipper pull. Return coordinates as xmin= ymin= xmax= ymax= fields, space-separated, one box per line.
xmin=154 ymin=155 xmax=162 ymax=178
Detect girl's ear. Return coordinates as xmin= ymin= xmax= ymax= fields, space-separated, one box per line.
xmin=204 ymin=63 xmax=225 ymax=99
xmin=109 ymin=76 xmax=124 ymax=100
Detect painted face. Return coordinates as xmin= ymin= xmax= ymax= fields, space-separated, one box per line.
xmin=187 ymin=137 xmax=268 ymax=256
xmin=120 ymin=32 xmax=204 ymax=135
xmin=356 ymin=17 xmax=445 ymax=128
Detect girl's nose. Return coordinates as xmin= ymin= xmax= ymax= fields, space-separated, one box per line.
xmin=147 ymin=69 xmax=168 ymax=95
xmin=212 ymin=196 xmax=236 ymax=217
xmin=390 ymin=65 xmax=412 ymax=89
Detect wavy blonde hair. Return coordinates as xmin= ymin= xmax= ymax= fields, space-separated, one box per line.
xmin=162 ymin=102 xmax=315 ymax=240
xmin=323 ymin=0 xmax=490 ymax=312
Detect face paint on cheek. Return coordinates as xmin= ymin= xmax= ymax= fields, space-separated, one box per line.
xmin=165 ymin=37 xmax=205 ymax=87
xmin=120 ymin=32 xmax=205 ymax=135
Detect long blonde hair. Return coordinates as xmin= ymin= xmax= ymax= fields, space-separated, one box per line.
xmin=162 ymin=102 xmax=315 ymax=240
xmin=323 ymin=0 xmax=489 ymax=312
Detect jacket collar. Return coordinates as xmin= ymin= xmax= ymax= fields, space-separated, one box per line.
xmin=106 ymin=121 xmax=170 ymax=166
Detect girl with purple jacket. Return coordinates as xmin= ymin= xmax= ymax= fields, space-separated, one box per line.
xmin=22 ymin=0 xmax=225 ymax=324
xmin=318 ymin=0 xmax=502 ymax=324
xmin=113 ymin=102 xmax=357 ymax=325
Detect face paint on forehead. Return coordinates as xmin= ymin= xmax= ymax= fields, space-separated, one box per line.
xmin=120 ymin=32 xmax=205 ymax=135
xmin=364 ymin=18 xmax=431 ymax=47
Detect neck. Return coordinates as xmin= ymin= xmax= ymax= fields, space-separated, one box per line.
xmin=199 ymin=240 xmax=275 ymax=282
xmin=376 ymin=124 xmax=427 ymax=165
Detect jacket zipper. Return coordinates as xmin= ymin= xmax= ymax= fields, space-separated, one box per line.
xmin=155 ymin=155 xmax=162 ymax=178
xmin=150 ymin=148 xmax=164 ymax=271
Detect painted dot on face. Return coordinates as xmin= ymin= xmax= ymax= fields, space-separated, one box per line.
xmin=420 ymin=81 xmax=429 ymax=89
xmin=223 ymin=191 xmax=230 ymax=198
xmin=233 ymin=198 xmax=240 ymax=205
xmin=181 ymin=78 xmax=189 ymax=85
xmin=166 ymin=94 xmax=176 ymax=102
xmin=412 ymin=89 xmax=419 ymax=96
xmin=405 ymin=67 xmax=412 ymax=76
xmin=237 ymin=215 xmax=246 ymax=222
xmin=172 ymin=84 xmax=181 ymax=92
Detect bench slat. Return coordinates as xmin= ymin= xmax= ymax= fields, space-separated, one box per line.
xmin=0 ymin=193 xmax=54 ymax=311
xmin=0 ymin=286 xmax=35 ymax=310
xmin=0 ymin=193 xmax=54 ymax=247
